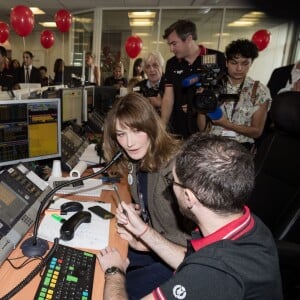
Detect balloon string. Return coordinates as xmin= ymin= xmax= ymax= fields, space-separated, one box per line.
xmin=23 ymin=37 xmax=26 ymax=51
xmin=62 ymin=33 xmax=64 ymax=86
xmin=46 ymin=49 xmax=49 ymax=86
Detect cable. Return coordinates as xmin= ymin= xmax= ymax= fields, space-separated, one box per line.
xmin=23 ymin=151 xmax=123 ymax=253
xmin=0 ymin=238 xmax=60 ymax=300
xmin=6 ymin=256 xmax=42 ymax=270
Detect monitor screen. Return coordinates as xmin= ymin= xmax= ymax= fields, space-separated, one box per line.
xmin=82 ymin=85 xmax=95 ymax=122
xmin=0 ymin=98 xmax=61 ymax=168
xmin=94 ymin=86 xmax=118 ymax=114
xmin=63 ymin=66 xmax=83 ymax=87
xmin=61 ymin=88 xmax=83 ymax=125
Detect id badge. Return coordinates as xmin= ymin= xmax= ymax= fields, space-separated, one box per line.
xmin=222 ymin=130 xmax=237 ymax=137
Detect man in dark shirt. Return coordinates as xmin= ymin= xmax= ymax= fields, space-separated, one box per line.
xmin=161 ymin=20 xmax=226 ymax=139
xmin=98 ymin=133 xmax=283 ymax=300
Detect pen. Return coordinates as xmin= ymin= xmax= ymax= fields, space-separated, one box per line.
xmin=51 ymin=214 xmax=66 ymax=223
xmin=112 ymin=184 xmax=127 ymax=216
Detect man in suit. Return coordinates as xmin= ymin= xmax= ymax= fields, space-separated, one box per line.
xmin=267 ymin=63 xmax=294 ymax=98
xmin=276 ymin=61 xmax=300 ymax=94
xmin=262 ymin=61 xmax=299 ymax=144
xmin=14 ymin=51 xmax=42 ymax=88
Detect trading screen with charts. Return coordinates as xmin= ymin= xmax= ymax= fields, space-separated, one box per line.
xmin=0 ymin=98 xmax=61 ymax=168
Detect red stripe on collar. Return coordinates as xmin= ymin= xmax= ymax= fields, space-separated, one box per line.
xmin=191 ymin=206 xmax=255 ymax=251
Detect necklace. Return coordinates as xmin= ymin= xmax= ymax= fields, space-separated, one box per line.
xmin=128 ymin=162 xmax=133 ymax=185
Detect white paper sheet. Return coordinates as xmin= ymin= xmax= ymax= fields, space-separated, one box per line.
xmin=37 ymin=198 xmax=112 ymax=250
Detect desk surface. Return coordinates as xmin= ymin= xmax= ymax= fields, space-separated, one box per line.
xmin=0 ymin=179 xmax=131 ymax=300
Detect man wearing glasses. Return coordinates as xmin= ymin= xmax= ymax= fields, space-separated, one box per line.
xmin=98 ymin=133 xmax=283 ymax=300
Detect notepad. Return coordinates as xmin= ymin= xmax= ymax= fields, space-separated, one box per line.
xmin=79 ymin=143 xmax=100 ymax=165
xmin=38 ymin=198 xmax=111 ymax=250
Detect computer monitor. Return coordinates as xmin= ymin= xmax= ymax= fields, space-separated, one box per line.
xmin=82 ymin=85 xmax=95 ymax=122
xmin=60 ymin=87 xmax=83 ymax=125
xmin=63 ymin=66 xmax=83 ymax=87
xmin=0 ymin=98 xmax=61 ymax=168
xmin=94 ymin=86 xmax=118 ymax=114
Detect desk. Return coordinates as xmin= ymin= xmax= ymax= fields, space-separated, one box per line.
xmin=0 ymin=179 xmax=130 ymax=300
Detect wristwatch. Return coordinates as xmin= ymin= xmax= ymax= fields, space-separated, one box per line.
xmin=104 ymin=266 xmax=125 ymax=276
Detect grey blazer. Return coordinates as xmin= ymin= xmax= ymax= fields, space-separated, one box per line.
xmin=129 ymin=161 xmax=193 ymax=247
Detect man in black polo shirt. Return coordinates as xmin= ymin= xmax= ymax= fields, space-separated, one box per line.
xmin=98 ymin=133 xmax=283 ymax=300
xmin=161 ymin=19 xmax=226 ymax=139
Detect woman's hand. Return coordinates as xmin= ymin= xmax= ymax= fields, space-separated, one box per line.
xmin=116 ymin=201 xmax=149 ymax=238
xmin=116 ymin=224 xmax=149 ymax=251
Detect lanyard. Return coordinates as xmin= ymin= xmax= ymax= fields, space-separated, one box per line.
xmin=223 ymin=79 xmax=244 ymax=121
xmin=136 ymin=171 xmax=150 ymax=223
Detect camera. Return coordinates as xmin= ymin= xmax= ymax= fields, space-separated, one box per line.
xmin=183 ymin=54 xmax=239 ymax=115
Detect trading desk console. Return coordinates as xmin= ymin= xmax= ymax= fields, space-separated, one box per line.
xmin=0 ymin=172 xmax=130 ymax=300
xmin=0 ymin=164 xmax=52 ymax=266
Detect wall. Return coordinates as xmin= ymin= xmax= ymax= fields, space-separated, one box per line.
xmin=3 ymin=30 xmax=71 ymax=80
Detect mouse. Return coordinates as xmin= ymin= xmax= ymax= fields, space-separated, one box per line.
xmin=60 ymin=211 xmax=92 ymax=241
xmin=60 ymin=201 xmax=83 ymax=215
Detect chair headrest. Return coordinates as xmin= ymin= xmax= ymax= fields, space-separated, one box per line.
xmin=271 ymin=91 xmax=300 ymax=137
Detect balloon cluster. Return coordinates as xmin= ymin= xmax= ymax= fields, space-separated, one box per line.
xmin=40 ymin=9 xmax=72 ymax=49
xmin=0 ymin=6 xmax=73 ymax=49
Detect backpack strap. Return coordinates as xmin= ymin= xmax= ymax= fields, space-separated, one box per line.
xmin=251 ymin=80 xmax=259 ymax=104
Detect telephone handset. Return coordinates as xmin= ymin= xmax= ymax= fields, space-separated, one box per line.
xmin=60 ymin=211 xmax=92 ymax=241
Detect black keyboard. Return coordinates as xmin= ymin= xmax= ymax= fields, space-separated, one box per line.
xmin=34 ymin=244 xmax=96 ymax=300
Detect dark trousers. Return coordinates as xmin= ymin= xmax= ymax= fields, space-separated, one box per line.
xmin=126 ymin=247 xmax=174 ymax=300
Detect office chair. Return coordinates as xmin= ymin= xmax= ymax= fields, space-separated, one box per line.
xmin=248 ymin=91 xmax=300 ymax=241
xmin=247 ymin=91 xmax=300 ymax=299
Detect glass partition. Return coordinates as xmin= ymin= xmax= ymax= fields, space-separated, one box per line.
xmin=100 ymin=9 xmax=160 ymax=83
xmin=72 ymin=7 xmax=298 ymax=85
xmin=72 ymin=11 xmax=94 ymax=66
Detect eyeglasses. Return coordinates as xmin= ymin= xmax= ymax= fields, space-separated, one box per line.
xmin=165 ymin=176 xmax=186 ymax=189
xmin=165 ymin=176 xmax=202 ymax=202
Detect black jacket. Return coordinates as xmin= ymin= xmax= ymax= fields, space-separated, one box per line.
xmin=267 ymin=64 xmax=294 ymax=98
xmin=14 ymin=66 xmax=42 ymax=85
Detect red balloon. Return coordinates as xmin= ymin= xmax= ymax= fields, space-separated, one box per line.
xmin=40 ymin=30 xmax=55 ymax=49
xmin=125 ymin=35 xmax=143 ymax=59
xmin=55 ymin=9 xmax=72 ymax=33
xmin=251 ymin=29 xmax=271 ymax=51
xmin=10 ymin=5 xmax=34 ymax=37
xmin=0 ymin=22 xmax=9 ymax=43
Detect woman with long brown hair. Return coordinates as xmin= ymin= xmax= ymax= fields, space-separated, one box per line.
xmin=102 ymin=92 xmax=193 ymax=299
